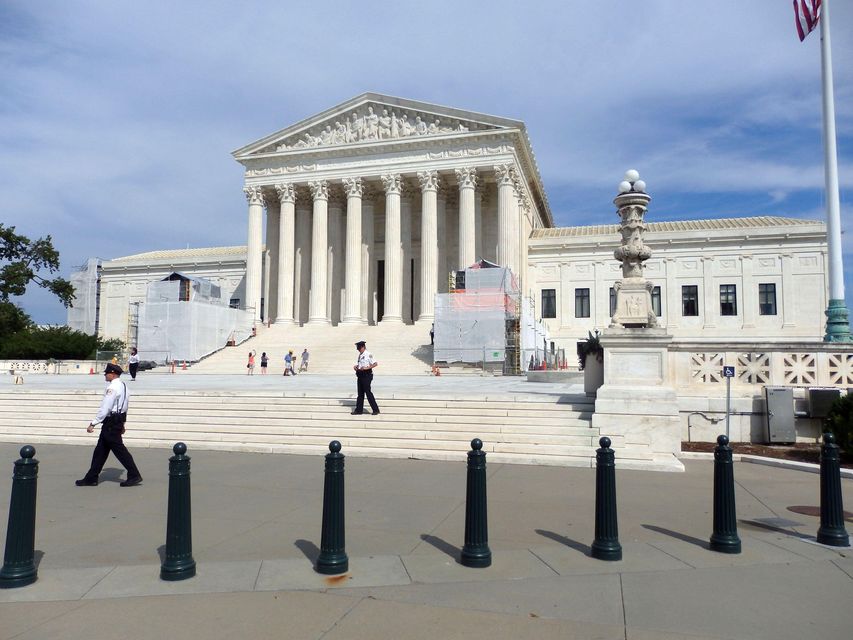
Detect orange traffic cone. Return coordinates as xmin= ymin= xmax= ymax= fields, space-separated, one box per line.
xmin=89 ymin=367 xmax=95 ymax=375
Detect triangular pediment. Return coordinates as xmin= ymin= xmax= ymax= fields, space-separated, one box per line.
xmin=234 ymin=93 xmax=523 ymax=158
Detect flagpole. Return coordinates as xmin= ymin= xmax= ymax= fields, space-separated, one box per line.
xmin=819 ymin=0 xmax=852 ymax=341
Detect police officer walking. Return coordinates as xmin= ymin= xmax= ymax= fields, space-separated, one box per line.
xmin=351 ymin=340 xmax=380 ymax=415
xmin=76 ymin=363 xmax=143 ymax=487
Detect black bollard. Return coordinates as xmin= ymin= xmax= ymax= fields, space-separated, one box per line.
xmin=816 ymin=432 xmax=850 ymax=547
xmin=461 ymin=438 xmax=491 ymax=568
xmin=316 ymin=440 xmax=348 ymax=574
xmin=591 ymin=436 xmax=622 ymax=561
xmin=160 ymin=442 xmax=196 ymax=581
xmin=709 ymin=434 xmax=741 ymax=554
xmin=0 ymin=446 xmax=39 ymax=588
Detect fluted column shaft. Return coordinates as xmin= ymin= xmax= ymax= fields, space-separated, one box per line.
xmin=244 ymin=186 xmax=265 ymax=322
xmin=418 ymin=171 xmax=439 ymax=322
xmin=456 ymin=168 xmax=477 ymax=268
xmin=275 ymin=184 xmax=296 ymax=324
xmin=342 ymin=177 xmax=365 ymax=324
xmin=495 ymin=165 xmax=516 ymax=273
xmin=327 ymin=194 xmax=344 ymax=325
xmin=381 ymin=174 xmax=403 ymax=323
xmin=308 ymin=181 xmax=330 ymax=324
xmin=401 ymin=187 xmax=413 ymax=323
xmin=361 ymin=194 xmax=375 ymax=323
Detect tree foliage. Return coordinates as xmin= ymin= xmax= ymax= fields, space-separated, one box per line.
xmin=0 ymin=326 xmax=124 ymax=360
xmin=0 ymin=223 xmax=74 ymax=307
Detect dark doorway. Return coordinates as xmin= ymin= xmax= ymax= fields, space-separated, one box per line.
xmin=377 ymin=260 xmax=385 ymax=321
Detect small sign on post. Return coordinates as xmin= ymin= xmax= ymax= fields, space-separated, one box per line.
xmin=722 ymin=366 xmax=735 ymax=440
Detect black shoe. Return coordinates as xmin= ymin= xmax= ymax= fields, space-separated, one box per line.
xmin=371 ymin=410 xmax=380 ymax=415
xmin=120 ymin=476 xmax=143 ymax=487
xmin=350 ymin=410 xmax=363 ymax=415
xmin=75 ymin=478 xmax=97 ymax=486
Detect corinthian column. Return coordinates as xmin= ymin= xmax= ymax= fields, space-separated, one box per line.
xmin=341 ymin=177 xmax=364 ymax=324
xmin=243 ymin=185 xmax=265 ymax=322
xmin=381 ymin=173 xmax=403 ymax=323
xmin=275 ymin=183 xmax=296 ymax=324
xmin=401 ymin=181 xmax=414 ymax=323
xmin=494 ymin=165 xmax=516 ymax=273
xmin=308 ymin=180 xmax=330 ymax=324
xmin=456 ymin=167 xmax=477 ymax=268
xmin=418 ymin=170 xmax=439 ymax=322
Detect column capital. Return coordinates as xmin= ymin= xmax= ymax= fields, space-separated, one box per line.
xmin=308 ymin=180 xmax=329 ymax=201
xmin=244 ymin=185 xmax=266 ymax=206
xmin=381 ymin=173 xmax=402 ymax=195
xmin=342 ymin=176 xmax=363 ymax=197
xmin=493 ymin=164 xmax=516 ymax=186
xmin=455 ymin=167 xmax=478 ymax=189
xmin=275 ymin=183 xmax=297 ymax=204
xmin=417 ymin=170 xmax=441 ymax=192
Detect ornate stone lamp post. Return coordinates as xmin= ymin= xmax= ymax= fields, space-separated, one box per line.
xmin=590 ymin=170 xmax=684 ymax=472
xmin=610 ymin=170 xmax=657 ymax=328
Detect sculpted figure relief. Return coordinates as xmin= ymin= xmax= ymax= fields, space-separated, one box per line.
xmin=276 ymin=104 xmax=478 ymax=150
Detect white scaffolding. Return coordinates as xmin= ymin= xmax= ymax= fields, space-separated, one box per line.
xmin=67 ymin=258 xmax=101 ymax=335
xmin=137 ymin=273 xmax=253 ymax=363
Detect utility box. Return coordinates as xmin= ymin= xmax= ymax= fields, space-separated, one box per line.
xmin=808 ymin=388 xmax=841 ymax=419
xmin=765 ymin=386 xmax=796 ymax=444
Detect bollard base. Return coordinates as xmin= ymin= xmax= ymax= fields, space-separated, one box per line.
xmin=316 ymin=553 xmax=349 ymax=575
xmin=460 ymin=547 xmax=492 ymax=568
xmin=0 ymin=565 xmax=37 ymax=589
xmin=160 ymin=560 xmax=197 ymax=581
xmin=816 ymin=528 xmax=850 ymax=548
xmin=709 ymin=535 xmax=742 ymax=554
xmin=591 ymin=541 xmax=623 ymax=562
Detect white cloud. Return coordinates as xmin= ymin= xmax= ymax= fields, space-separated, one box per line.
xmin=1 ymin=0 xmax=851 ymax=322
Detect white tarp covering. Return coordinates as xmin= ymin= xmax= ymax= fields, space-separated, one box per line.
xmin=67 ymin=258 xmax=101 ymax=335
xmin=138 ymin=277 xmax=252 ymax=363
xmin=433 ymin=266 xmax=520 ymax=365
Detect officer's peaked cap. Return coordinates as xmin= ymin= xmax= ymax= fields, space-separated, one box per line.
xmin=104 ymin=363 xmax=123 ymax=375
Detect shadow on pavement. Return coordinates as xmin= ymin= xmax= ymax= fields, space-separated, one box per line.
xmin=642 ymin=524 xmax=709 ymax=549
xmin=739 ymin=519 xmax=811 ymax=539
xmin=294 ymin=539 xmax=320 ymax=563
xmin=419 ymin=534 xmax=460 ymax=561
xmin=98 ymin=468 xmax=125 ymax=484
xmin=534 ymin=529 xmax=591 ymax=555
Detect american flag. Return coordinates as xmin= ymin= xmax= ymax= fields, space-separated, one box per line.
xmin=794 ymin=0 xmax=821 ymax=41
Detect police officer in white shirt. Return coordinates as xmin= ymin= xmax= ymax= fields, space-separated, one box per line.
xmin=75 ymin=363 xmax=143 ymax=487
xmin=351 ymin=340 xmax=380 ymax=415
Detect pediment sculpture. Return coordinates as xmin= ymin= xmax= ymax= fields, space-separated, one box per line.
xmin=273 ymin=103 xmax=479 ymax=152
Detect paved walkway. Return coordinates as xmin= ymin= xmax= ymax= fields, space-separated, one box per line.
xmin=0 ymin=442 xmax=851 ymax=639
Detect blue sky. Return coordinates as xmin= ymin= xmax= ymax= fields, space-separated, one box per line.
xmin=1 ymin=0 xmax=851 ymax=325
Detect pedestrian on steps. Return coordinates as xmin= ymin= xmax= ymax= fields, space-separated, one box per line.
xmin=284 ymin=351 xmax=292 ymax=376
xmin=260 ymin=351 xmax=269 ymax=374
xmin=128 ymin=347 xmax=140 ymax=381
xmin=299 ymin=348 xmax=310 ymax=373
xmin=247 ymin=350 xmax=256 ymax=375
xmin=351 ymin=340 xmax=380 ymax=415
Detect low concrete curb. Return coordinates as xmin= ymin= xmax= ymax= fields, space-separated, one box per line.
xmin=677 ymin=451 xmax=853 ymax=479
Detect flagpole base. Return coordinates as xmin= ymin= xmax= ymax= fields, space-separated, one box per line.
xmin=824 ymin=299 xmax=853 ymax=342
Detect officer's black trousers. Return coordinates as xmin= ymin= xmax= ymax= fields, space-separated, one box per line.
xmin=355 ymin=371 xmax=379 ymax=414
xmin=84 ymin=422 xmax=141 ymax=482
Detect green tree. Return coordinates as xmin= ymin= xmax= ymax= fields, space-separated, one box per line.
xmin=0 ymin=223 xmax=74 ymax=309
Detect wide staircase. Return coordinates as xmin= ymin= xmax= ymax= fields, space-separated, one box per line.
xmin=0 ymin=389 xmax=643 ymax=468
xmin=190 ymin=323 xmax=439 ymax=375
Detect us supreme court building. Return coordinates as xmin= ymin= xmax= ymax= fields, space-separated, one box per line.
xmin=79 ymin=93 xmax=830 ymax=350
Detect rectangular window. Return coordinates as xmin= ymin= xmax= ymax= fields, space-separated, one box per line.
xmin=609 ymin=287 xmax=616 ymax=317
xmin=229 ymin=298 xmax=240 ymax=309
xmin=541 ymin=289 xmax=556 ymax=319
xmin=575 ymin=288 xmax=590 ymax=318
xmin=682 ymin=285 xmax=699 ymax=316
xmin=651 ymin=286 xmax=662 ymax=317
xmin=720 ymin=284 xmax=737 ymax=316
xmin=758 ymin=283 xmax=777 ymax=315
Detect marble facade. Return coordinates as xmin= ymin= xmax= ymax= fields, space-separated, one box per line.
xmin=233 ymin=93 xmax=551 ymax=325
